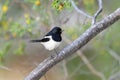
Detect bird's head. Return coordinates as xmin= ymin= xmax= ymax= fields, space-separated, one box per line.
xmin=51 ymin=27 xmax=63 ymax=35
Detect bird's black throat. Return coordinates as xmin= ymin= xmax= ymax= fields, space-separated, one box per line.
xmin=52 ymin=34 xmax=62 ymax=42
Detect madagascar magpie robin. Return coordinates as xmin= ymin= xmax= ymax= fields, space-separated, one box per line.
xmin=30 ymin=27 xmax=63 ymax=51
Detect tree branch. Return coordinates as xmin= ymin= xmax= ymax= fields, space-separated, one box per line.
xmin=25 ymin=8 xmax=120 ymax=80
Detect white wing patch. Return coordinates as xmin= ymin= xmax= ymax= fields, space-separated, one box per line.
xmin=41 ymin=36 xmax=61 ymax=50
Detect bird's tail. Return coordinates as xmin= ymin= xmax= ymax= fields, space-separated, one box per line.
xmin=30 ymin=39 xmax=42 ymax=42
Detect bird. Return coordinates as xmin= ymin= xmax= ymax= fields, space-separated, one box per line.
xmin=30 ymin=27 xmax=63 ymax=51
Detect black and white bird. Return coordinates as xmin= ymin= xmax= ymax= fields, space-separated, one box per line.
xmin=30 ymin=27 xmax=63 ymax=51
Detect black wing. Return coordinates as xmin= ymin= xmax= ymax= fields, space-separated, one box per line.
xmin=40 ymin=37 xmax=50 ymax=42
xmin=30 ymin=38 xmax=50 ymax=42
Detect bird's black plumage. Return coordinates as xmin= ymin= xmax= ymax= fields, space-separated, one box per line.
xmin=46 ymin=27 xmax=62 ymax=42
xmin=30 ymin=38 xmax=50 ymax=42
xmin=46 ymin=27 xmax=62 ymax=36
xmin=30 ymin=27 xmax=62 ymax=42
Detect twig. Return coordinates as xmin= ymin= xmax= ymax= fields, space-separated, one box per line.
xmin=62 ymin=60 xmax=68 ymax=79
xmin=77 ymin=52 xmax=106 ymax=80
xmin=70 ymin=0 xmax=103 ymax=25
xmin=0 ymin=65 xmax=12 ymax=71
xmin=44 ymin=75 xmax=47 ymax=80
xmin=109 ymin=71 xmax=120 ymax=80
xmin=25 ymin=8 xmax=120 ymax=80
xmin=63 ymin=36 xmax=105 ymax=80
xmin=92 ymin=0 xmax=103 ymax=25
xmin=70 ymin=0 xmax=93 ymax=19
xmin=106 ymin=47 xmax=120 ymax=62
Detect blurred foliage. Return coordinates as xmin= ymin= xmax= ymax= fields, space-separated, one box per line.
xmin=0 ymin=0 xmax=35 ymax=63
xmin=83 ymin=0 xmax=96 ymax=15
xmin=0 ymin=42 xmax=11 ymax=64
xmin=52 ymin=0 xmax=71 ymax=11
xmin=14 ymin=42 xmax=26 ymax=55
xmin=0 ymin=0 xmax=72 ymax=63
xmin=65 ymin=23 xmax=91 ymax=40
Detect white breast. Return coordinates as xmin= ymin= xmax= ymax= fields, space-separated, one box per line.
xmin=41 ymin=36 xmax=61 ymax=50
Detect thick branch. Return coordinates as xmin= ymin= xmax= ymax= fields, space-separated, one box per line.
xmin=25 ymin=8 xmax=120 ymax=80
